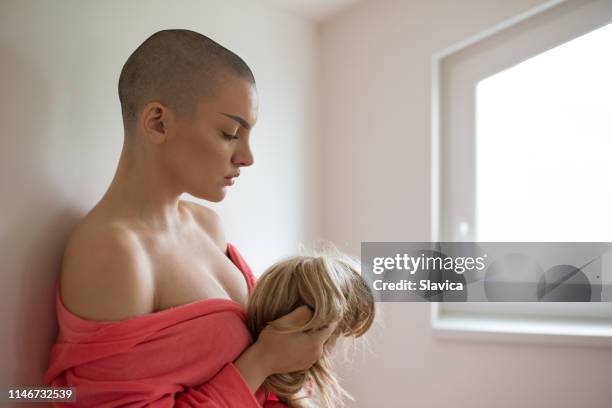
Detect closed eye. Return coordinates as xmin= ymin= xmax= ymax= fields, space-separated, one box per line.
xmin=222 ymin=132 xmax=240 ymax=140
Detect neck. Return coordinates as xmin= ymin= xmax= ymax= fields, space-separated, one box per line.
xmin=96 ymin=143 xmax=186 ymax=232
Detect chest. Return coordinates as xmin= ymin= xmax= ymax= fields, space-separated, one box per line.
xmin=149 ymin=239 xmax=249 ymax=312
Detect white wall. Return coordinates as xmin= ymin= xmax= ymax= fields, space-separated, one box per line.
xmin=0 ymin=0 xmax=320 ymax=397
xmin=320 ymin=0 xmax=612 ymax=407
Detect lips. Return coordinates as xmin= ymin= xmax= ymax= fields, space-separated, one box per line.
xmin=224 ymin=172 xmax=239 ymax=186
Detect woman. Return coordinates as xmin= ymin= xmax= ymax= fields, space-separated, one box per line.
xmin=45 ymin=29 xmax=335 ymax=407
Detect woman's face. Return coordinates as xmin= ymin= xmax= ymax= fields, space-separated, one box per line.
xmin=163 ymin=77 xmax=258 ymax=202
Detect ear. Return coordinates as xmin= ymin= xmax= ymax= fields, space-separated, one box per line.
xmin=140 ymin=101 xmax=171 ymax=145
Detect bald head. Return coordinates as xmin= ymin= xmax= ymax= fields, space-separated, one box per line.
xmin=118 ymin=29 xmax=255 ymax=135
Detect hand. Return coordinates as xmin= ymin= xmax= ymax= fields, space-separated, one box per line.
xmin=254 ymin=305 xmax=337 ymax=375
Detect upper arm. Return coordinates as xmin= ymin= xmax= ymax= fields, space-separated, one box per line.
xmin=60 ymin=227 xmax=155 ymax=321
xmin=181 ymin=200 xmax=227 ymax=252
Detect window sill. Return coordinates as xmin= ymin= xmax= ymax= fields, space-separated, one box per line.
xmin=431 ymin=304 xmax=612 ymax=347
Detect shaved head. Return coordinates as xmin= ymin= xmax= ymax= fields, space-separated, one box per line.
xmin=118 ymin=29 xmax=255 ymax=135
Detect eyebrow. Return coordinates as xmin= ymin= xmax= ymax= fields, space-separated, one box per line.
xmin=221 ymin=113 xmax=252 ymax=130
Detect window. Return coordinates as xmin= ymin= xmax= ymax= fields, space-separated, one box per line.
xmin=476 ymin=22 xmax=612 ymax=242
xmin=431 ymin=0 xmax=612 ymax=344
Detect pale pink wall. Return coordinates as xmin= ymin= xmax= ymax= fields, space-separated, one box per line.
xmin=320 ymin=0 xmax=612 ymax=407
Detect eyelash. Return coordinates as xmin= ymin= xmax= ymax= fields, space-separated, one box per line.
xmin=222 ymin=132 xmax=240 ymax=141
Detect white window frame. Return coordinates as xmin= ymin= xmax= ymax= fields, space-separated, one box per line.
xmin=431 ymin=0 xmax=612 ymax=346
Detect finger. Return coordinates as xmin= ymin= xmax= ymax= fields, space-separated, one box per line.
xmin=310 ymin=321 xmax=339 ymax=342
xmin=272 ymin=305 xmax=313 ymax=327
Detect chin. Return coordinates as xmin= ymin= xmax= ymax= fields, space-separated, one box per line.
xmin=209 ymin=193 xmax=225 ymax=203
xmin=196 ymin=189 xmax=226 ymax=203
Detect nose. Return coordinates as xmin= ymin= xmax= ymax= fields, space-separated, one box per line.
xmin=233 ymin=142 xmax=254 ymax=167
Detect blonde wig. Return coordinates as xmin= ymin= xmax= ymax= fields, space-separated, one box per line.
xmin=246 ymin=246 xmax=375 ymax=408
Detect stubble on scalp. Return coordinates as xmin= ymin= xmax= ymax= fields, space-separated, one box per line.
xmin=117 ymin=29 xmax=255 ymax=145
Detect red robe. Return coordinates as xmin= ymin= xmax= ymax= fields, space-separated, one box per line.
xmin=45 ymin=243 xmax=287 ymax=407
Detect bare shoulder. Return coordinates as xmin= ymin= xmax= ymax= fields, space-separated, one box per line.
xmin=60 ymin=222 xmax=155 ymax=321
xmin=180 ymin=200 xmax=227 ymax=252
